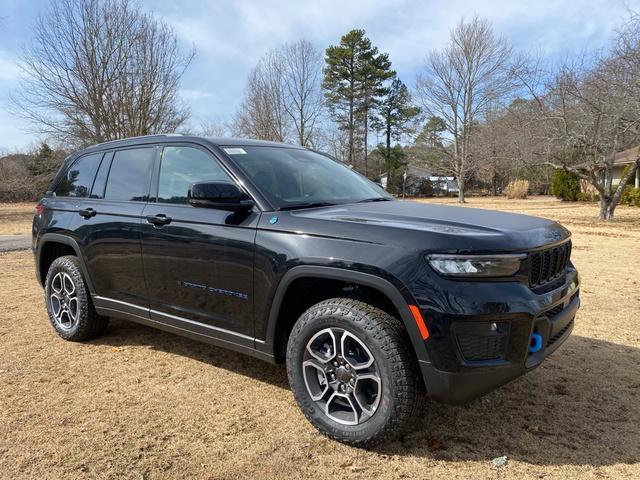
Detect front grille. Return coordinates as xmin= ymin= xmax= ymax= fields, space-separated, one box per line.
xmin=529 ymin=240 xmax=572 ymax=288
xmin=544 ymin=304 xmax=564 ymax=318
xmin=456 ymin=332 xmax=508 ymax=361
xmin=547 ymin=319 xmax=574 ymax=347
xmin=545 ymin=292 xmax=579 ymax=318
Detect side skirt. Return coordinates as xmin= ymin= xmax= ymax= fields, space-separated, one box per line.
xmin=93 ymin=296 xmax=276 ymax=364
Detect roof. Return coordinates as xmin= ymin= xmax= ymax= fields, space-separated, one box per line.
xmin=82 ymin=134 xmax=305 ymax=154
xmin=379 ymin=165 xmax=445 ymax=180
xmin=407 ymin=165 xmax=433 ymax=178
xmin=613 ymin=146 xmax=639 ymax=165
xmin=205 ymin=137 xmax=299 ymax=148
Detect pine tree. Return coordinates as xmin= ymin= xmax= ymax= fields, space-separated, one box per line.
xmin=357 ymin=45 xmax=394 ymax=176
xmin=323 ymin=29 xmax=393 ymax=175
xmin=27 ymin=143 xmax=55 ymax=177
xmin=371 ymin=77 xmax=420 ymax=177
xmin=415 ymin=116 xmax=446 ymax=149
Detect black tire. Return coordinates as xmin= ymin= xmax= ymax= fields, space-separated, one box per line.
xmin=44 ymin=255 xmax=108 ymax=341
xmin=286 ymin=297 xmax=423 ymax=446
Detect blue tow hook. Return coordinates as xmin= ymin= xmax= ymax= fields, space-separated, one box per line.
xmin=529 ymin=332 xmax=543 ymax=353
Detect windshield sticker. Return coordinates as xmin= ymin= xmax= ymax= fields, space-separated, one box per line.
xmin=223 ymin=147 xmax=247 ymax=155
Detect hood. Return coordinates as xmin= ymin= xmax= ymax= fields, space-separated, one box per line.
xmin=273 ymin=200 xmax=570 ymax=253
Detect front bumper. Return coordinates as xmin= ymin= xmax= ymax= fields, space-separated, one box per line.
xmin=415 ymin=271 xmax=579 ymax=404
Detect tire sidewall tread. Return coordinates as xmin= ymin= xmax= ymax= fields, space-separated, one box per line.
xmin=286 ymin=297 xmax=423 ymax=446
xmin=44 ymin=255 xmax=107 ymax=342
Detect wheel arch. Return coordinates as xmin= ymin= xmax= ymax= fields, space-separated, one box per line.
xmin=36 ymin=234 xmax=95 ymax=294
xmin=260 ymin=266 xmax=430 ymax=364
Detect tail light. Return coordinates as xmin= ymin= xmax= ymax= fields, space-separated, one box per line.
xmin=35 ymin=204 xmax=45 ymax=215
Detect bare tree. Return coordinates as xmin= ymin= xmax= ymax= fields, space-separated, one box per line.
xmin=10 ymin=0 xmax=194 ymax=147
xmin=233 ymin=51 xmax=290 ymax=142
xmin=473 ymin=98 xmax=549 ymax=194
xmin=531 ymin=61 xmax=639 ymax=219
xmin=281 ymin=40 xmax=324 ymax=147
xmin=196 ymin=120 xmax=230 ymax=137
xmin=314 ymin=120 xmax=351 ymax=161
xmin=513 ymin=14 xmax=640 ymax=220
xmin=416 ymin=16 xmax=521 ymax=202
xmin=234 ymin=41 xmax=324 ymax=145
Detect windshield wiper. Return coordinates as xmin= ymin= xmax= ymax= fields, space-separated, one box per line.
xmin=357 ymin=197 xmax=393 ymax=203
xmin=278 ymin=202 xmax=338 ymax=211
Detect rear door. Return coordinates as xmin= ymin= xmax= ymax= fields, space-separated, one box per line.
xmin=47 ymin=151 xmax=105 ymax=240
xmin=73 ymin=146 xmax=157 ymax=310
xmin=141 ymin=144 xmax=258 ymax=339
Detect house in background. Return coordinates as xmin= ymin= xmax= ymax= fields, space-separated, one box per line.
xmin=379 ymin=165 xmax=459 ymax=196
xmin=612 ymin=146 xmax=640 ymax=188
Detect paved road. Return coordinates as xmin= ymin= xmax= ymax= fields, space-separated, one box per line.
xmin=0 ymin=235 xmax=31 ymax=253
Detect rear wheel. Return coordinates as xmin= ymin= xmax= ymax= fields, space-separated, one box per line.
xmin=44 ymin=255 xmax=108 ymax=341
xmin=286 ymin=297 xmax=423 ymax=446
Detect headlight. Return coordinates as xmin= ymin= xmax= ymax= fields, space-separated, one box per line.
xmin=426 ymin=254 xmax=526 ymax=278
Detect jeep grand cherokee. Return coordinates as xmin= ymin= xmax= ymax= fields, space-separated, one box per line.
xmin=33 ymin=135 xmax=580 ymax=445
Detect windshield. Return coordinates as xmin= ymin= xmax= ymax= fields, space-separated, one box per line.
xmin=225 ymin=146 xmax=391 ymax=210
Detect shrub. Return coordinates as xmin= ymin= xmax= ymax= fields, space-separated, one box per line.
xmin=552 ymin=169 xmax=580 ymax=201
xmin=576 ymin=192 xmax=598 ymax=202
xmin=505 ymin=179 xmax=529 ymax=199
xmin=621 ymin=186 xmax=640 ymax=207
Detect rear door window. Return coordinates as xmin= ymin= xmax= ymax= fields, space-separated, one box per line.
xmin=104 ymin=148 xmax=155 ymax=202
xmin=89 ymin=153 xmax=112 ymax=199
xmin=54 ymin=152 xmax=103 ymax=197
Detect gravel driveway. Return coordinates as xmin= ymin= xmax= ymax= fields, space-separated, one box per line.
xmin=0 ymin=234 xmax=31 ymax=252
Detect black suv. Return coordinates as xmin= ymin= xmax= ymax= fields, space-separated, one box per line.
xmin=33 ymin=135 xmax=579 ymax=445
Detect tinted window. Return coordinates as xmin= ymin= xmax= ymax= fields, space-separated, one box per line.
xmin=158 ymin=146 xmax=232 ymax=204
xmin=229 ymin=147 xmax=389 ymax=209
xmin=104 ymin=148 xmax=155 ymax=201
xmin=90 ymin=153 xmax=111 ymax=199
xmin=55 ymin=153 xmax=102 ymax=197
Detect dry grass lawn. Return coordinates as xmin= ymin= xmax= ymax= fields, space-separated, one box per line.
xmin=0 ymin=202 xmax=35 ymax=235
xmin=0 ymin=196 xmax=638 ymax=479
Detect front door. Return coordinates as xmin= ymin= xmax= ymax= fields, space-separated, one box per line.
xmin=141 ymin=144 xmax=258 ymax=339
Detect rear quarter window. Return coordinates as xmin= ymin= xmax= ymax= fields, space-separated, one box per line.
xmin=54 ymin=152 xmax=103 ymax=198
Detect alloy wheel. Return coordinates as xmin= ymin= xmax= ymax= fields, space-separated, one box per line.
xmin=302 ymin=327 xmax=382 ymax=425
xmin=49 ymin=272 xmax=79 ymax=330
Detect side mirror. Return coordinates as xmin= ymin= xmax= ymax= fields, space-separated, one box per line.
xmin=188 ymin=181 xmax=254 ymax=211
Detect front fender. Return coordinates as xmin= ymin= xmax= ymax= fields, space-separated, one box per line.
xmin=256 ymin=265 xmax=431 ymax=365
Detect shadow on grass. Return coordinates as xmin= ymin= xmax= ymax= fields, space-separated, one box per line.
xmin=93 ymin=319 xmax=289 ymax=389
xmin=382 ymin=335 xmax=640 ymax=466
xmin=95 ymin=321 xmax=639 ymax=466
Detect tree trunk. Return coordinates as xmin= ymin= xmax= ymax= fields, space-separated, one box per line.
xmin=348 ymin=96 xmax=354 ymax=165
xmin=598 ymin=160 xmax=639 ymax=220
xmin=598 ymin=196 xmax=613 ymax=220
xmin=363 ymin=106 xmax=368 ymax=177
xmin=458 ymin=171 xmax=466 ymax=203
xmin=386 ymin=124 xmax=392 ymax=179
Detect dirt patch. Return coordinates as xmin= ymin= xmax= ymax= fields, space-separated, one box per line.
xmin=0 ymin=197 xmax=639 ymax=479
xmin=0 ymin=202 xmax=35 ymax=235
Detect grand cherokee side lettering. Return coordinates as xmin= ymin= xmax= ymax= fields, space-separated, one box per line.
xmin=178 ymin=280 xmax=249 ymax=300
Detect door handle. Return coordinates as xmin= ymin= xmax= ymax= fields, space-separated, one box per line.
xmin=146 ymin=214 xmax=172 ymax=227
xmin=78 ymin=208 xmax=96 ymax=218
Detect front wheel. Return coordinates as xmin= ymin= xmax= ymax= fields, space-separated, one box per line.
xmin=286 ymin=298 xmax=423 ymax=446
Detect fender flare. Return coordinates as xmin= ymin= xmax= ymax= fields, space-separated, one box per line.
xmin=35 ymin=233 xmax=96 ymax=294
xmin=258 ymin=265 xmax=430 ymax=363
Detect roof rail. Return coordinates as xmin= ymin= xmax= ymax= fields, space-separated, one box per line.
xmin=95 ymin=133 xmax=184 ymax=147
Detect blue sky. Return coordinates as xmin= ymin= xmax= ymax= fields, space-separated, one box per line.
xmin=0 ymin=0 xmax=638 ymax=152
